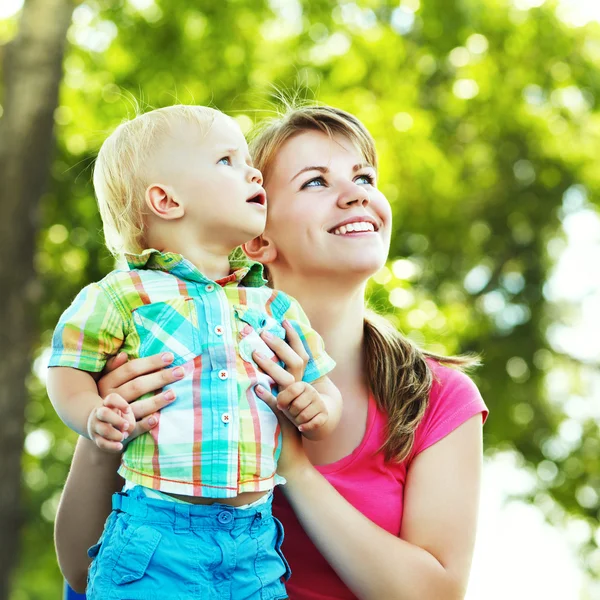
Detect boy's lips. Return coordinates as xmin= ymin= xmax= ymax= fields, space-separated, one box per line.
xmin=246 ymin=189 xmax=266 ymax=206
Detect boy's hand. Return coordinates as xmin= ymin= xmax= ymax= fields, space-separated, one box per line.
xmin=264 ymin=381 xmax=329 ymax=440
xmin=86 ymin=393 xmax=136 ymax=453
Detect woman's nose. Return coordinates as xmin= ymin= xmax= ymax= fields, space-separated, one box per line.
xmin=338 ymin=182 xmax=370 ymax=208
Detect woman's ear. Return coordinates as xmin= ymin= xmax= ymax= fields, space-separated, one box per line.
xmin=145 ymin=184 xmax=184 ymax=220
xmin=243 ymin=234 xmax=277 ymax=264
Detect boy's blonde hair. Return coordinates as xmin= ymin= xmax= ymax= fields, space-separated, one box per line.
xmin=93 ymin=104 xmax=220 ymax=255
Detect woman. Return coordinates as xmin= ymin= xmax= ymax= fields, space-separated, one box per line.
xmin=55 ymin=105 xmax=488 ymax=599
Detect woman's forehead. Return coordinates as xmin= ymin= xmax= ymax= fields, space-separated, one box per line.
xmin=277 ymin=130 xmax=365 ymax=170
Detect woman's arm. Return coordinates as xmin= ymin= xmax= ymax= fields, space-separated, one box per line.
xmin=54 ymin=352 xmax=180 ymax=592
xmin=261 ymin=382 xmax=483 ymax=600
xmin=54 ymin=438 xmax=122 ymax=593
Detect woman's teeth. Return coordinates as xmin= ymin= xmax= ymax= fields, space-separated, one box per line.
xmin=332 ymin=222 xmax=375 ymax=235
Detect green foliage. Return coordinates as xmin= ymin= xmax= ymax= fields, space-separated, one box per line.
xmin=2 ymin=0 xmax=599 ymax=596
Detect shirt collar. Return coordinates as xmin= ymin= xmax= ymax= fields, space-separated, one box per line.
xmin=124 ymin=249 xmax=266 ymax=287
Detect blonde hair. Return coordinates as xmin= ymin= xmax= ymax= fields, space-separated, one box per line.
xmin=250 ymin=104 xmax=479 ymax=462
xmin=93 ymin=104 xmax=220 ymax=255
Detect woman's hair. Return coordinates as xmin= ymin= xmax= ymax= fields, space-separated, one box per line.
xmin=250 ymin=103 xmax=478 ymax=462
xmin=93 ymin=104 xmax=219 ymax=255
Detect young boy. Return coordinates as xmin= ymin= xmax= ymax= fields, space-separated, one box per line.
xmin=47 ymin=105 xmax=341 ymax=599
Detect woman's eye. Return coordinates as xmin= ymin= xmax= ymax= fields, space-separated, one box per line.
xmin=218 ymin=156 xmax=232 ymax=166
xmin=355 ymin=174 xmax=375 ymax=185
xmin=302 ymin=176 xmax=326 ymax=189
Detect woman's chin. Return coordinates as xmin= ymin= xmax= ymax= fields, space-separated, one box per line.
xmin=326 ymin=253 xmax=386 ymax=282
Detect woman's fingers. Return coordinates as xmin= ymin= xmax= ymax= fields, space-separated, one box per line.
xmin=282 ymin=320 xmax=310 ymax=366
xmin=104 ymin=351 xmax=129 ymax=373
xmin=260 ymin=327 xmax=307 ymax=382
xmin=130 ymin=389 xmax=176 ymax=421
xmin=98 ymin=352 xmax=175 ymax=397
xmin=255 ymin=384 xmax=277 ymax=411
xmin=130 ymin=413 xmax=160 ymax=439
xmin=252 ymin=352 xmax=295 ymax=388
xmin=255 ymin=386 xmax=294 ymax=432
xmin=115 ymin=366 xmax=184 ymax=404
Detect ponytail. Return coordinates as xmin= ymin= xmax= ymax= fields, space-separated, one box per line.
xmin=364 ymin=310 xmax=479 ymax=462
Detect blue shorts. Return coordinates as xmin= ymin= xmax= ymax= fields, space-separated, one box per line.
xmin=86 ymin=486 xmax=290 ymax=600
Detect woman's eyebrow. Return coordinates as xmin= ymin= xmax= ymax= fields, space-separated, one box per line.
xmin=290 ymin=163 xmax=374 ymax=182
xmin=290 ymin=165 xmax=328 ymax=182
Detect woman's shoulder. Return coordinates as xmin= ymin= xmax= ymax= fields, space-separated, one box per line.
xmin=410 ymin=359 xmax=488 ymax=459
xmin=427 ymin=358 xmax=481 ymax=398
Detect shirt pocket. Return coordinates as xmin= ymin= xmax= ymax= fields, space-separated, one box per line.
xmin=132 ymin=297 xmax=199 ymax=365
xmin=233 ymin=305 xmax=286 ymax=365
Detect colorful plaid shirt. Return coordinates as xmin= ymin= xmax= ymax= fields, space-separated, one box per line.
xmin=49 ymin=250 xmax=335 ymax=497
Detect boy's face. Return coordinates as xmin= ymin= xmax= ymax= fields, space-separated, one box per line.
xmin=150 ymin=113 xmax=266 ymax=250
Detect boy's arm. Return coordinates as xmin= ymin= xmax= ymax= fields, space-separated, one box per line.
xmin=47 ymin=366 xmax=132 ymax=451
xmin=306 ymin=375 xmax=342 ymax=439
xmin=257 ymin=375 xmax=342 ymax=441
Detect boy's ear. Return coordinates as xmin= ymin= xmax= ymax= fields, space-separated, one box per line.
xmin=145 ymin=184 xmax=184 ymax=220
xmin=243 ymin=234 xmax=277 ymax=264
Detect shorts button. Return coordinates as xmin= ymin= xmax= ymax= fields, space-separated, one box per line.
xmin=218 ymin=511 xmax=233 ymax=524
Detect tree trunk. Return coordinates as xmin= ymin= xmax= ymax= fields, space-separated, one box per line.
xmin=0 ymin=0 xmax=74 ymax=597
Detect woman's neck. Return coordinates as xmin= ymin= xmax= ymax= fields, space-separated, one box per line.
xmin=273 ymin=274 xmax=368 ymax=389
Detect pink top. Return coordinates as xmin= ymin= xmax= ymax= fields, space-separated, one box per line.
xmin=273 ymin=361 xmax=489 ymax=600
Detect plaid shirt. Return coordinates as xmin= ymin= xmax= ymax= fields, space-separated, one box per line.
xmin=49 ymin=250 xmax=335 ymax=497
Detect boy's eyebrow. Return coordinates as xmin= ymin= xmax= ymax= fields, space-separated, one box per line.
xmin=290 ymin=162 xmax=374 ymax=183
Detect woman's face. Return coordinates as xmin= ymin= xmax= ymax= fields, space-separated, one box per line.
xmin=261 ymin=129 xmax=392 ymax=282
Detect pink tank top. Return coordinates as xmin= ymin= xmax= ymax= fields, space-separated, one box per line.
xmin=273 ymin=361 xmax=489 ymax=599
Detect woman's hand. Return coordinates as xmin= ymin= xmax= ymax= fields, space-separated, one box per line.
xmin=252 ymin=320 xmax=309 ymax=387
xmin=97 ymin=351 xmax=184 ymax=440
xmin=252 ymin=321 xmax=313 ymax=478
xmin=255 ymin=384 xmax=311 ymax=479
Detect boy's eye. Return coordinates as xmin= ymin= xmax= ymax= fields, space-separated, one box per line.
xmin=218 ymin=156 xmax=232 ymax=166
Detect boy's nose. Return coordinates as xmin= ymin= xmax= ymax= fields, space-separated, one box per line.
xmin=248 ymin=165 xmax=263 ymax=185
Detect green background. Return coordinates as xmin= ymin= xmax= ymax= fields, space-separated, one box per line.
xmin=2 ymin=0 xmax=599 ymax=597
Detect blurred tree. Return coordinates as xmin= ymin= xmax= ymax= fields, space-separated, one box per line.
xmin=1 ymin=0 xmax=598 ymax=597
xmin=0 ymin=0 xmax=75 ymax=598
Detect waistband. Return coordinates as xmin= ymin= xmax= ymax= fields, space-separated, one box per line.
xmin=111 ymin=486 xmax=273 ymax=531
xmin=124 ymin=482 xmax=272 ymax=510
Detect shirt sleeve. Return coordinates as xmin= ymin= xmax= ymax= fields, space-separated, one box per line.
xmin=281 ymin=297 xmax=336 ymax=383
xmin=411 ymin=361 xmax=489 ymax=459
xmin=48 ymin=282 xmax=125 ymax=372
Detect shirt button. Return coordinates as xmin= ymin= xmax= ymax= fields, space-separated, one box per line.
xmin=221 ymin=412 xmax=230 ymax=424
xmin=214 ymin=325 xmax=224 ymax=336
xmin=205 ymin=284 xmax=215 ymax=292
xmin=218 ymin=369 xmax=229 ymax=380
xmin=217 ymin=511 xmax=233 ymax=524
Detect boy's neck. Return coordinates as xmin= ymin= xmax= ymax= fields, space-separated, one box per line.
xmin=148 ymin=230 xmax=233 ymax=281
xmin=176 ymin=246 xmax=232 ymax=281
